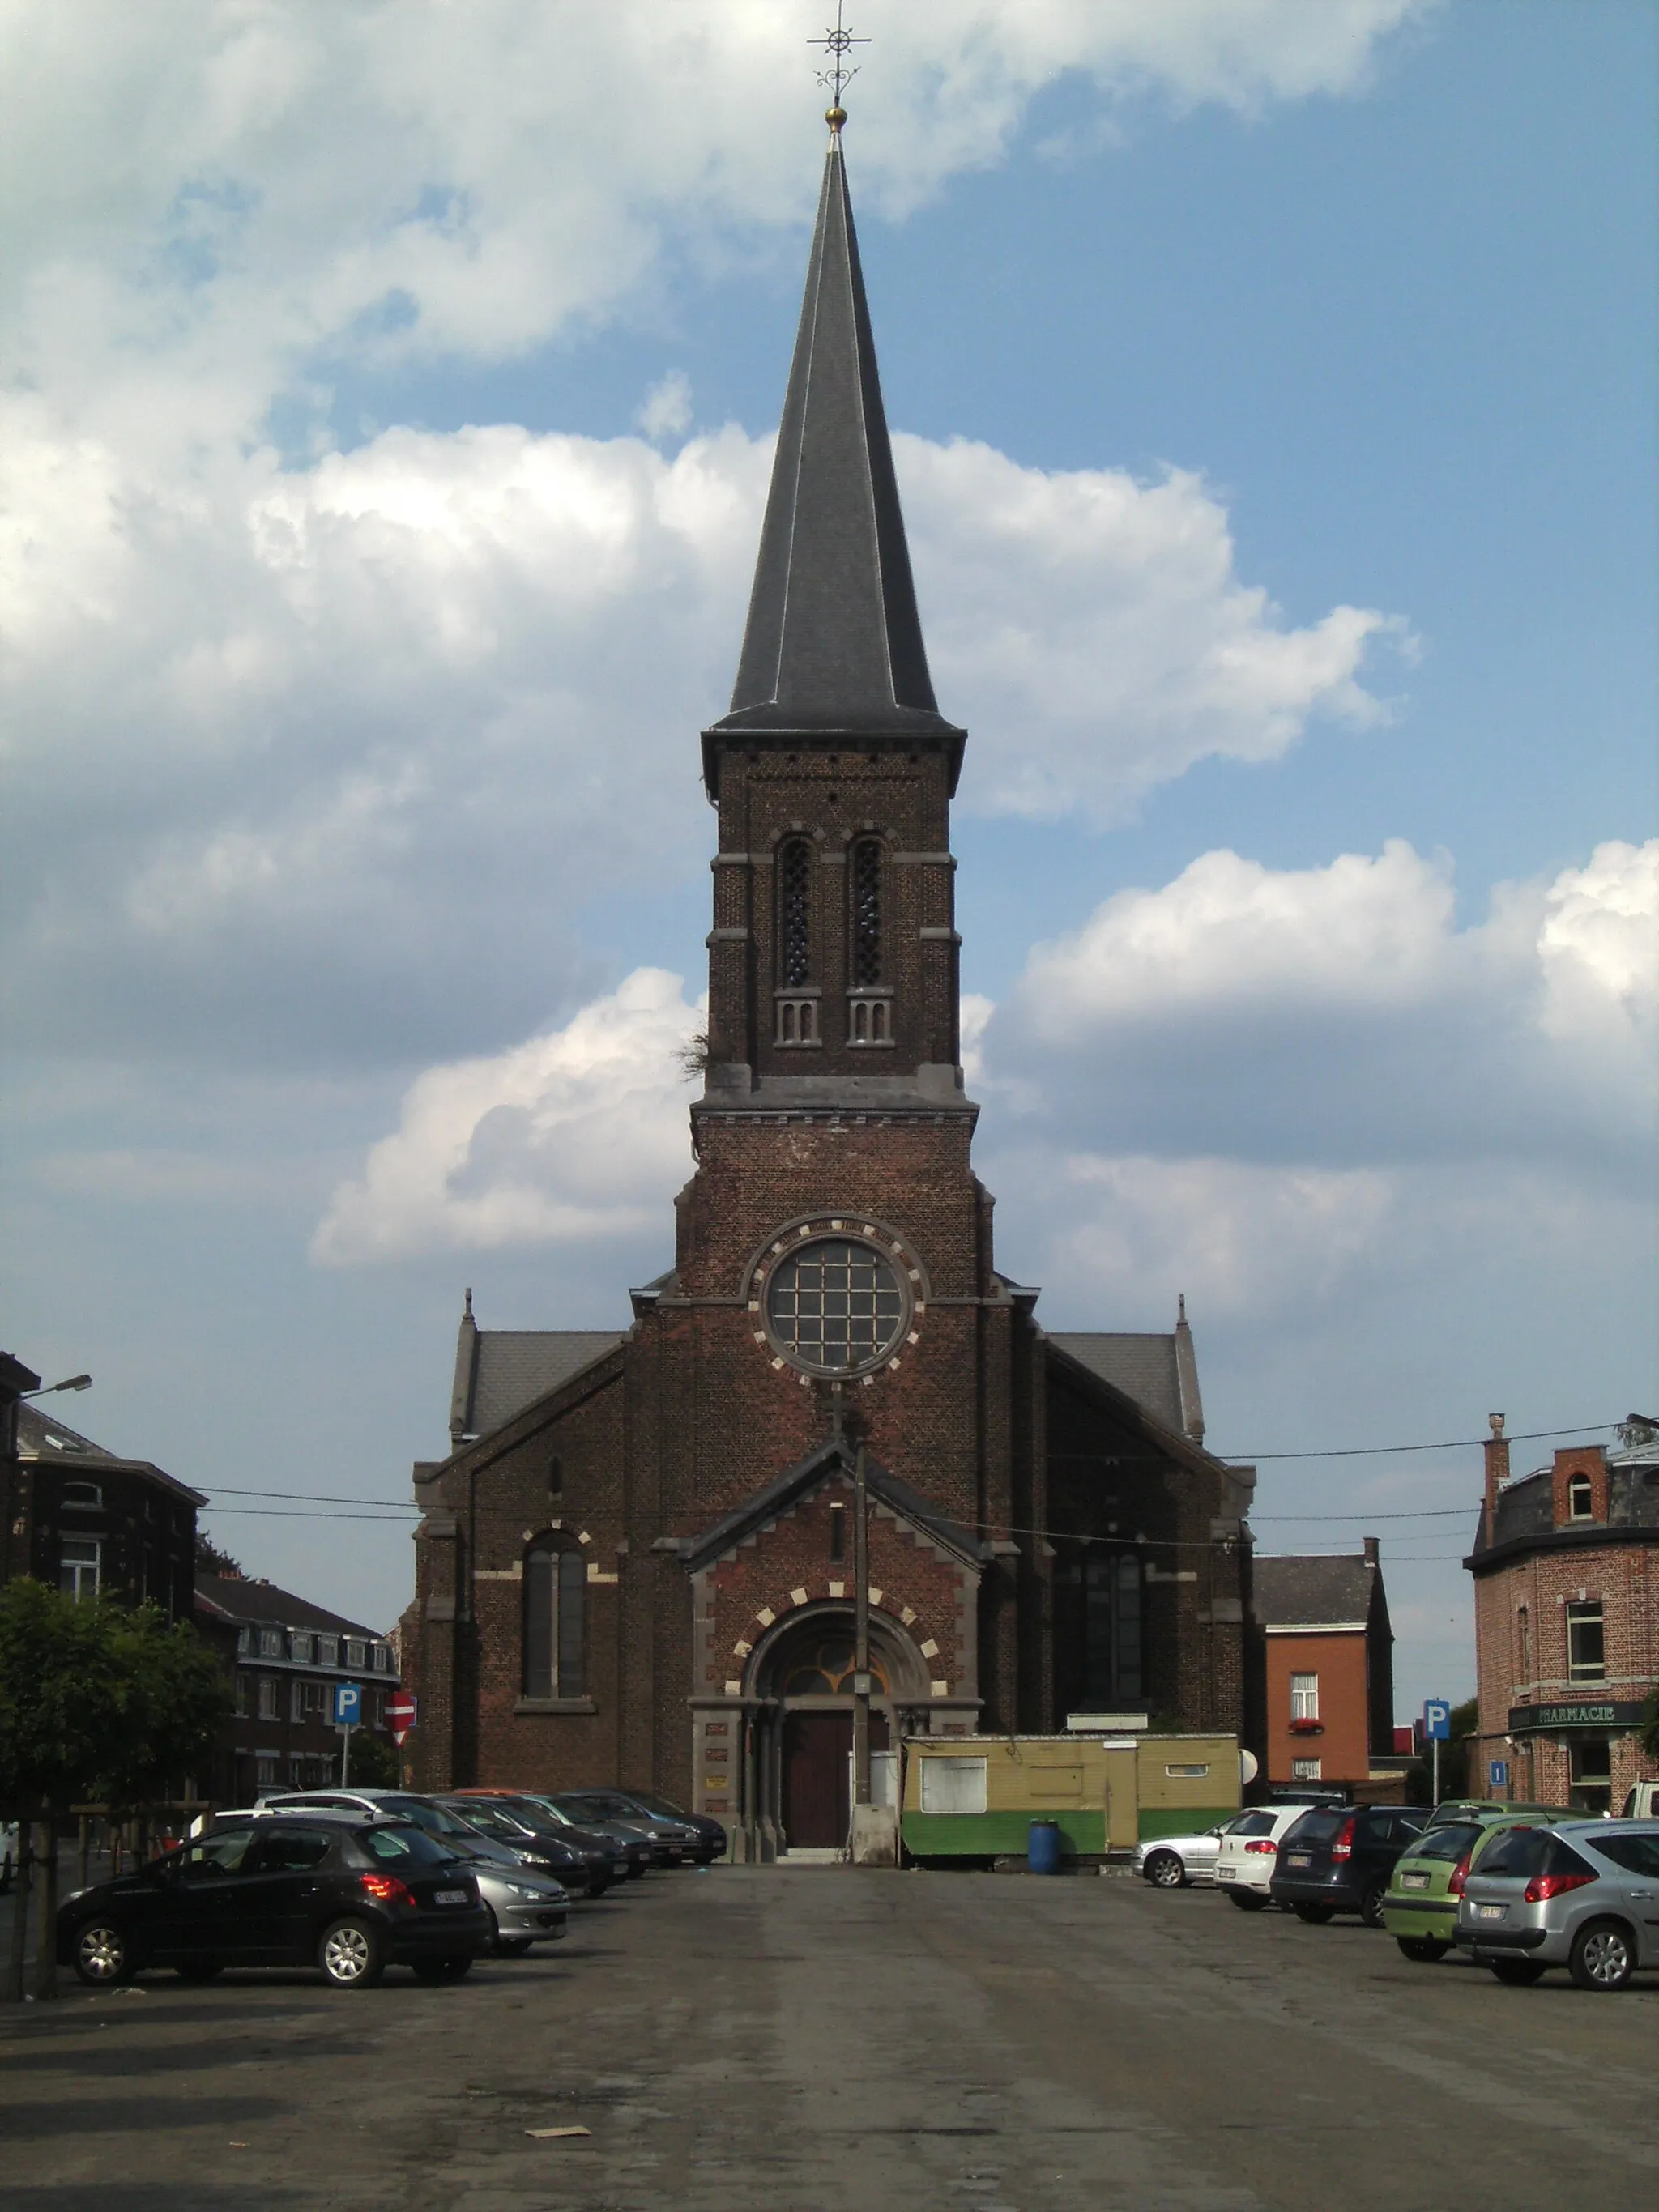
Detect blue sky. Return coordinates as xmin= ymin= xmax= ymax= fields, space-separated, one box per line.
xmin=3 ymin=1 xmax=1653 ymax=1712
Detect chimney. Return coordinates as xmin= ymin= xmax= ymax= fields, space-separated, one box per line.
xmin=1363 ymin=1535 xmax=1380 ymax=1568
xmin=1484 ymin=1413 xmax=1509 ymax=1514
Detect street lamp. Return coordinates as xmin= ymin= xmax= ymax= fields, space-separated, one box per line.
xmin=21 ymin=1375 xmax=92 ymax=1399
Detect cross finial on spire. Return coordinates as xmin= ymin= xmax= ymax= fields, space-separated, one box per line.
xmin=812 ymin=4 xmax=868 ymax=138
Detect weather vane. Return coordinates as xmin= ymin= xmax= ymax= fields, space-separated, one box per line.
xmin=812 ymin=3 xmax=868 ymax=134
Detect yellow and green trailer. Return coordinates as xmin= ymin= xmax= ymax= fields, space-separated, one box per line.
xmin=900 ymin=1733 xmax=1241 ymax=1864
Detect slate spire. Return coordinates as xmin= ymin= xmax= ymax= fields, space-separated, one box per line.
xmin=718 ymin=140 xmax=954 ymax=735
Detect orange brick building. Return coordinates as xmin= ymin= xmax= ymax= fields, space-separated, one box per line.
xmin=1468 ymin=1417 xmax=1659 ymax=1813
xmin=1253 ymin=1543 xmax=1395 ymax=1792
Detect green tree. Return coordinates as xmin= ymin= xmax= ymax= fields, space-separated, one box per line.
xmin=1640 ymin=1686 xmax=1659 ymax=1762
xmin=0 ymin=1579 xmax=232 ymax=2001
xmin=342 ymin=1730 xmax=402 ymax=1788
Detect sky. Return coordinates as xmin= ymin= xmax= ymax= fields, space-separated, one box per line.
xmin=3 ymin=1 xmax=1654 ymax=1717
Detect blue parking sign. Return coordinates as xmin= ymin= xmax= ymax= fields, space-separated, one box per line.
xmin=334 ymin=1681 xmax=362 ymax=1726
xmin=1422 ymin=1698 xmax=1451 ymax=1742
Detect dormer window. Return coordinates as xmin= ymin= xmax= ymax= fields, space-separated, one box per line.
xmin=61 ymin=1481 xmax=103 ymax=1511
xmin=1567 ymin=1473 xmax=1594 ymax=1521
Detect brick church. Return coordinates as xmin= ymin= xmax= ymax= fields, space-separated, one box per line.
xmin=405 ymin=128 xmax=1256 ymax=1857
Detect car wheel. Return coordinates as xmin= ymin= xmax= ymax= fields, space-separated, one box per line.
xmin=174 ymin=1958 xmax=224 ymax=1982
xmin=1226 ymin=1890 xmax=1269 ymax=1911
xmin=1359 ymin=1882 xmax=1388 ymax=1929
xmin=412 ymin=1954 xmax=474 ymax=1983
xmin=1144 ymin=1851 xmax=1185 ymax=1889
xmin=495 ymin=1938 xmax=533 ymax=1958
xmin=318 ymin=1916 xmax=386 ymax=1989
xmin=72 ymin=1921 xmax=134 ymax=1988
xmin=1294 ymin=1905 xmax=1335 ymax=1924
xmin=1396 ymin=1937 xmax=1450 ymax=1963
xmin=1489 ymin=1958 xmax=1546 ymax=1985
xmin=1568 ymin=1919 xmax=1636 ymax=1993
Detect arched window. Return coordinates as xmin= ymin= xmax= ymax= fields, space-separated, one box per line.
xmin=523 ymin=1541 xmax=586 ymax=1700
xmin=778 ymin=839 xmax=812 ymax=987
xmin=851 ymin=838 xmax=882 ymax=984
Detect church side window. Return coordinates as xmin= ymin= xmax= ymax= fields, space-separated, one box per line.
xmin=523 ymin=1541 xmax=586 ymax=1700
xmin=1082 ymin=1553 xmax=1141 ymax=1706
xmin=779 ymin=840 xmax=812 ymax=987
xmin=851 ymin=839 xmax=882 ymax=983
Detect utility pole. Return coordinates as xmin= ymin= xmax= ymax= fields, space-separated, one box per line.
xmin=852 ymin=1438 xmax=871 ymax=1809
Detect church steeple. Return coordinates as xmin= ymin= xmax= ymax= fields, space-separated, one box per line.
xmin=711 ymin=140 xmax=961 ymax=752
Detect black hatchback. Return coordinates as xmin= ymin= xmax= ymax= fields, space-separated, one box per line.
xmin=56 ymin=1816 xmax=491 ymax=1989
xmin=1269 ymin=1805 xmax=1431 ymax=1925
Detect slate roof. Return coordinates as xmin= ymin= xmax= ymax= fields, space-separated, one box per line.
xmin=196 ymin=1573 xmax=385 ymax=1643
xmin=15 ymin=1403 xmax=207 ymax=1506
xmin=710 ymin=141 xmax=962 ymax=757
xmin=1050 ymin=1335 xmax=1189 ymax=1438
xmin=446 ymin=1294 xmax=624 ymax=1446
xmin=1252 ymin=1554 xmax=1378 ymax=1629
xmin=1473 ymin=1442 xmax=1659 ymax=1556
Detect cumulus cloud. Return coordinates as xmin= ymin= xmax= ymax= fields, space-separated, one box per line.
xmin=312 ymin=967 xmax=704 ymax=1264
xmin=2 ymin=416 xmax=1391 ymax=1067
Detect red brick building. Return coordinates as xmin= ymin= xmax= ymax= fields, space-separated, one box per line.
xmin=404 ymin=133 xmax=1257 ymax=1858
xmin=1252 ymin=1544 xmax=1395 ymax=1792
xmin=1469 ymin=1416 xmax=1659 ymax=1813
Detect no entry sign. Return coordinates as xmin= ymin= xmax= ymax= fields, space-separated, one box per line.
xmin=386 ymin=1690 xmax=418 ymax=1745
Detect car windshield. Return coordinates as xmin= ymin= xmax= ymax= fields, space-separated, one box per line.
xmin=380 ymin=1796 xmax=479 ymax=1838
xmin=1589 ymin=1832 xmax=1659 ymax=1877
xmin=1230 ymin=1813 xmax=1277 ymax=1839
xmin=623 ymin=1792 xmax=686 ymax=1818
xmin=1407 ymin=1823 xmax=1482 ymax=1864
xmin=548 ymin=1796 xmax=625 ymax=1822
xmin=1284 ymin=1810 xmax=1345 ymax=1845
xmin=445 ymin=1801 xmax=525 ymax=1839
xmin=564 ymin=1793 xmax=642 ymax=1819
xmin=177 ymin=1829 xmax=257 ymax=1877
xmin=352 ymin=1824 xmax=457 ymax=1868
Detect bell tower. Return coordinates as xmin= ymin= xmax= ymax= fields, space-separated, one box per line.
xmin=700 ymin=130 xmax=967 ymax=1102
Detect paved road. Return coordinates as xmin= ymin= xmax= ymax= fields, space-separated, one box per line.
xmin=2 ymin=1865 xmax=1655 ymax=2211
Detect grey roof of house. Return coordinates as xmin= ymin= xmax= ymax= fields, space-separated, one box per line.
xmin=15 ymin=1404 xmax=207 ymax=1506
xmin=1048 ymin=1333 xmax=1204 ymax=1441
xmin=708 ymin=142 xmax=962 ymax=762
xmin=195 ymin=1574 xmax=384 ymax=1642
xmin=1252 ymin=1554 xmax=1377 ymax=1628
xmin=1479 ymin=1453 xmax=1659 ymax=1552
xmin=450 ymin=1321 xmax=625 ymax=1445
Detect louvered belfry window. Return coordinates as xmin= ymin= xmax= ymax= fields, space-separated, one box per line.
xmin=779 ymin=838 xmax=812 ymax=987
xmin=851 ymin=838 xmax=883 ymax=985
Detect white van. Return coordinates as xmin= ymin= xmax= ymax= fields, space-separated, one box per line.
xmin=1621 ymin=1779 xmax=1659 ymax=1819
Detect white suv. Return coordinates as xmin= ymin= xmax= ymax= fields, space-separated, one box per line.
xmin=1214 ymin=1805 xmax=1314 ymax=1908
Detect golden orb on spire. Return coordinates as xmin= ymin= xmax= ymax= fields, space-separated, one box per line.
xmin=825 ymin=104 xmax=847 ymax=132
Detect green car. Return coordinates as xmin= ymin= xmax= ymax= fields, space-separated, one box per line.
xmin=1421 ymin=1799 xmax=1572 ymax=1833
xmin=1383 ymin=1811 xmax=1572 ymax=1962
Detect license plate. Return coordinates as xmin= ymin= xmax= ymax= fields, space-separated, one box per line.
xmin=1286 ymin=1854 xmax=1311 ymax=1868
xmin=433 ymin=1888 xmax=469 ymax=1906
xmin=1218 ymin=1867 xmax=1235 ymax=1881
xmin=1400 ymin=1873 xmax=1429 ymax=1890
xmin=1477 ymin=1903 xmax=1504 ymax=1920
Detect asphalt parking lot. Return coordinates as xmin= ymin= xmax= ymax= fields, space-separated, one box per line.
xmin=2 ymin=1865 xmax=1655 ymax=2212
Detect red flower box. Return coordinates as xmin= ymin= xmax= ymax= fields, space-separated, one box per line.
xmin=1288 ymin=1718 xmax=1324 ymax=1735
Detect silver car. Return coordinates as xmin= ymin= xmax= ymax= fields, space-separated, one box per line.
xmin=1455 ymin=1818 xmax=1659 ymax=1990
xmin=1134 ymin=1813 xmax=1256 ymax=1888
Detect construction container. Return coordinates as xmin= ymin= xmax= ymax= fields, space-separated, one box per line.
xmin=900 ymin=1733 xmax=1240 ymax=1862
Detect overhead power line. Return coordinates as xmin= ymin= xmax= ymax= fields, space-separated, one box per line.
xmin=1237 ymin=1421 xmax=1615 ymax=1462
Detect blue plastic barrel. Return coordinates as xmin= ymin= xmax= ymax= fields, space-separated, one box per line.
xmin=1027 ymin=1818 xmax=1063 ymax=1874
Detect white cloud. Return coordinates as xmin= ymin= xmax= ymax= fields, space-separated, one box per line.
xmin=638 ymin=371 xmax=693 ymax=443
xmin=312 ymin=967 xmax=704 ymax=1264
xmin=1 ymin=415 xmax=1392 ymax=1066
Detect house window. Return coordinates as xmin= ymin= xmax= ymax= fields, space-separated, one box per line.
xmin=1568 ymin=1738 xmax=1612 ymax=1813
xmin=1566 ymin=1602 xmax=1605 ymax=1682
xmin=778 ymin=838 xmax=812 ymax=987
xmin=1517 ymin=1605 xmax=1530 ymax=1684
xmin=1567 ymin=1473 xmax=1594 ymax=1521
xmin=1291 ymin=1758 xmax=1323 ymax=1781
xmin=237 ymin=1625 xmax=254 ymax=1655
xmin=851 ymin=837 xmax=883 ymax=984
xmin=345 ymin=1639 xmax=367 ymax=1669
xmin=234 ymin=1671 xmax=253 ymax=1716
xmin=523 ymin=1541 xmax=586 ymax=1700
xmin=919 ymin=1756 xmax=987 ymax=1813
xmin=1290 ymin=1673 xmax=1320 ymax=1721
xmin=316 ymin=1635 xmax=338 ymax=1668
xmin=61 ymin=1481 xmax=103 ymax=1511
xmin=58 ymin=1538 xmax=100 ymax=1601
xmin=373 ymin=1643 xmax=392 ymax=1673
xmin=291 ymin=1632 xmax=314 ymax=1664
xmin=255 ymin=1753 xmax=279 ymax=1788
xmin=1083 ymin=1553 xmax=1141 ymax=1705
xmin=257 ymin=1677 xmax=280 ymax=1720
xmin=258 ymin=1627 xmax=283 ymax=1658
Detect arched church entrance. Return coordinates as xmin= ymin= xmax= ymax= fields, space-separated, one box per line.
xmin=748 ymin=1605 xmax=930 ymax=1855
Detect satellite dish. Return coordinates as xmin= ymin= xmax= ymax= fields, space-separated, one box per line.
xmin=1239 ymin=1749 xmax=1260 ymax=1786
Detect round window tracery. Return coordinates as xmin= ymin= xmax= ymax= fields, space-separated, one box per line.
xmin=764 ymin=1235 xmax=907 ymax=1376
xmin=782 ymin=1639 xmax=892 ymax=1697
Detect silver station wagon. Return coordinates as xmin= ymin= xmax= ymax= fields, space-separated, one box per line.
xmin=1454 ymin=1819 xmax=1659 ymax=1990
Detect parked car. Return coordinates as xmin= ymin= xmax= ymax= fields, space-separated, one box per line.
xmin=1380 ymin=1817 xmax=1558 ymax=1962
xmin=1454 ymin=1818 xmax=1659 ymax=1989
xmin=553 ymin=1788 xmax=710 ymax=1865
xmin=1135 ymin=1813 xmax=1257 ymax=1889
xmin=452 ymin=1789 xmax=652 ymax=1880
xmin=595 ymin=1788 xmax=727 ymax=1865
xmin=508 ymin=1792 xmax=664 ymax=1874
xmin=1269 ymin=1804 xmax=1429 ymax=1926
xmin=430 ymin=1795 xmax=613 ymax=1897
xmin=57 ymin=1813 xmax=490 ymax=1988
xmin=1422 ymin=1799 xmax=1572 ymax=1833
xmin=1214 ymin=1805 xmax=1311 ymax=1909
xmin=263 ymin=1788 xmax=586 ymax=1890
xmin=1621 ymin=1781 xmax=1659 ymax=1819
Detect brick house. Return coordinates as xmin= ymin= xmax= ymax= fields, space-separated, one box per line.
xmin=196 ymin=1575 xmax=401 ymax=1805
xmin=403 ymin=132 xmax=1257 ymax=1858
xmin=1469 ymin=1416 xmax=1659 ymax=1813
xmin=1252 ymin=1542 xmax=1395 ymax=1792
